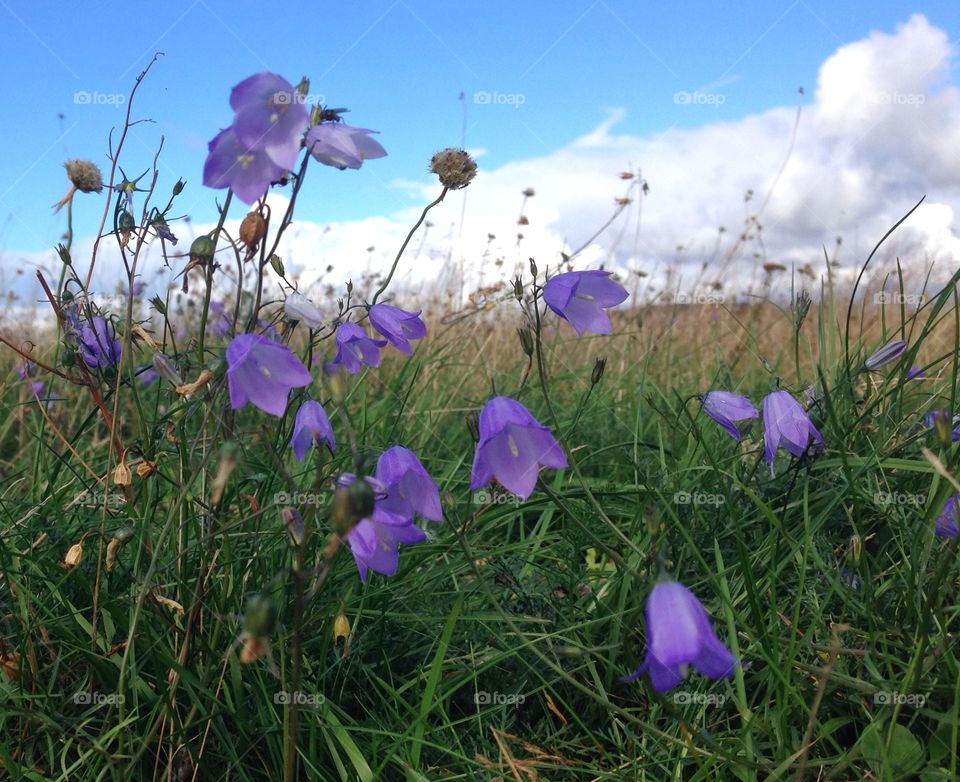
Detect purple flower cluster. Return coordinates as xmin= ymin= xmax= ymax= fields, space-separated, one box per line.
xmin=701 ymin=388 xmax=824 ymax=475
xmin=325 ymin=305 xmax=427 ymax=375
xmin=203 ymin=73 xmax=309 ymax=204
xmin=340 ymin=447 xmax=442 ymax=582
xmin=203 ymin=73 xmax=387 ymax=204
xmin=78 ymin=316 xmax=122 ymax=370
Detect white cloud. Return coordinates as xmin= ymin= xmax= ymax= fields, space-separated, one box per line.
xmin=4 ymin=12 xmax=960 ymax=336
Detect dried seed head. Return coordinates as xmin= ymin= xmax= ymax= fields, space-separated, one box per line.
xmin=65 ymin=159 xmax=103 ymax=193
xmin=113 ymin=457 xmax=132 ymax=486
xmin=428 ymin=148 xmax=476 ymax=190
xmin=239 ymin=211 xmax=267 ymax=251
xmin=64 ymin=542 xmax=84 ymax=567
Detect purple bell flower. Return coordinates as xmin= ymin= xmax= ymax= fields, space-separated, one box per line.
xmin=305 ymin=122 xmax=387 ymax=170
xmin=375 ymin=445 xmax=443 ymax=522
xmin=762 ymin=389 xmax=825 ymax=475
xmin=290 ymin=399 xmax=335 ymax=460
xmin=701 ymin=391 xmax=758 ymax=441
xmin=369 ymin=303 xmax=427 ymax=355
xmin=936 ymin=495 xmax=959 ymax=540
xmin=226 ymin=333 xmax=312 ymax=416
xmin=470 ymin=396 xmax=568 ymax=500
xmin=203 ymin=126 xmax=286 ymax=205
xmin=621 ymin=580 xmax=737 ymax=692
xmin=78 ymin=316 xmax=122 ymax=369
xmin=906 ymin=366 xmax=924 ymax=380
xmin=542 ymin=270 xmax=628 ymax=336
xmin=229 ymin=72 xmax=309 ymax=171
xmin=326 ymin=322 xmax=387 ymax=375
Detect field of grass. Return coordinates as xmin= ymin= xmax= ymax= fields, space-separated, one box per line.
xmin=1 ymin=71 xmax=959 ymax=782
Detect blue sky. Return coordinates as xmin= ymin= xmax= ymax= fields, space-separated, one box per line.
xmin=2 ymin=0 xmax=956 ymax=256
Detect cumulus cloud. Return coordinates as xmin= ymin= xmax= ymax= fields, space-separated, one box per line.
xmin=4 ymin=12 xmax=959 ymax=327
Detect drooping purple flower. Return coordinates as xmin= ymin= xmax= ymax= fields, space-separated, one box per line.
xmin=78 ymin=316 xmax=122 ymax=369
xmin=337 ymin=473 xmax=426 ymax=582
xmin=209 ymin=300 xmax=232 ymax=339
xmin=762 ymin=389 xmax=825 ymax=475
xmin=936 ymin=495 xmax=959 ymax=540
xmin=369 ymin=303 xmax=426 ymax=355
xmin=326 ymin=322 xmax=387 ymax=375
xmin=375 ymin=446 xmax=443 ymax=522
xmin=701 ymin=391 xmax=758 ymax=441
xmin=865 ymin=339 xmax=907 ymax=370
xmin=470 ymin=396 xmax=568 ymax=500
xmin=290 ymin=399 xmax=335 ymax=460
xmin=907 ymin=366 xmax=924 ymax=380
xmin=203 ymin=126 xmax=286 ymax=205
xmin=924 ymin=410 xmax=960 ymax=442
xmin=226 ymin=333 xmax=312 ymax=417
xmin=138 ymin=367 xmax=159 ymax=386
xmin=621 ymin=580 xmax=737 ymax=693
xmin=29 ymin=380 xmax=45 ymax=397
xmin=305 ymin=122 xmax=387 ymax=170
xmin=284 ymin=292 xmax=324 ymax=328
xmin=17 ymin=361 xmax=36 ymax=380
xmin=230 ymin=72 xmax=309 ymax=171
xmin=542 ymin=270 xmax=629 ymax=336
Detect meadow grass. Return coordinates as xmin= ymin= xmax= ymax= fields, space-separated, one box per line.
xmin=1 ymin=264 xmax=958 ymax=781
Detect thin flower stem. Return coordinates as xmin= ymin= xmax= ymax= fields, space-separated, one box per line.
xmin=371 ymin=188 xmax=447 ymax=305
xmin=198 ymin=190 xmax=234 ymax=365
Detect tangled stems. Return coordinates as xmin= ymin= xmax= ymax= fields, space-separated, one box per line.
xmin=371 ymin=187 xmax=448 ymax=305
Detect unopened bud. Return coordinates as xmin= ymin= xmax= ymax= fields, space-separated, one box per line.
xmin=56 ymin=243 xmax=72 ymax=266
xmin=152 ymin=352 xmax=183 ymax=385
xmin=865 ymin=339 xmax=907 ymax=371
xmin=517 ymin=326 xmax=534 ymax=357
xmin=243 ymin=594 xmax=278 ymax=637
xmin=591 ymin=356 xmax=606 ymax=386
xmin=172 ymin=178 xmax=186 ymax=196
xmin=513 ymin=276 xmax=523 ymax=301
xmin=189 ymin=235 xmax=216 ymax=264
xmin=529 ymin=257 xmax=538 ymax=277
xmin=150 ymin=295 xmax=167 ymax=315
xmin=849 ymin=534 xmax=862 ymax=565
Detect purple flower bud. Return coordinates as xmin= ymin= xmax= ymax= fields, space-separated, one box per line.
xmin=284 ymin=292 xmax=324 ymax=328
xmin=936 ymin=495 xmax=959 ymax=540
xmin=290 ymin=399 xmax=335 ymax=460
xmin=906 ymin=366 xmax=924 ymax=380
xmin=864 ymin=339 xmax=907 ymax=370
xmin=326 ymin=322 xmax=387 ymax=375
xmin=924 ymin=410 xmax=960 ymax=442
xmin=470 ymin=396 xmax=567 ymax=500
xmin=762 ymin=390 xmax=825 ymax=475
xmin=306 ymin=122 xmax=387 ymax=170
xmin=369 ymin=303 xmax=426 ymax=355
xmin=78 ymin=316 xmax=122 ymax=369
xmin=701 ymin=391 xmax=758 ymax=441
xmin=542 ymin=270 xmax=628 ymax=336
xmin=620 ymin=580 xmax=737 ymax=692
xmin=225 ymin=333 xmax=312 ymax=416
